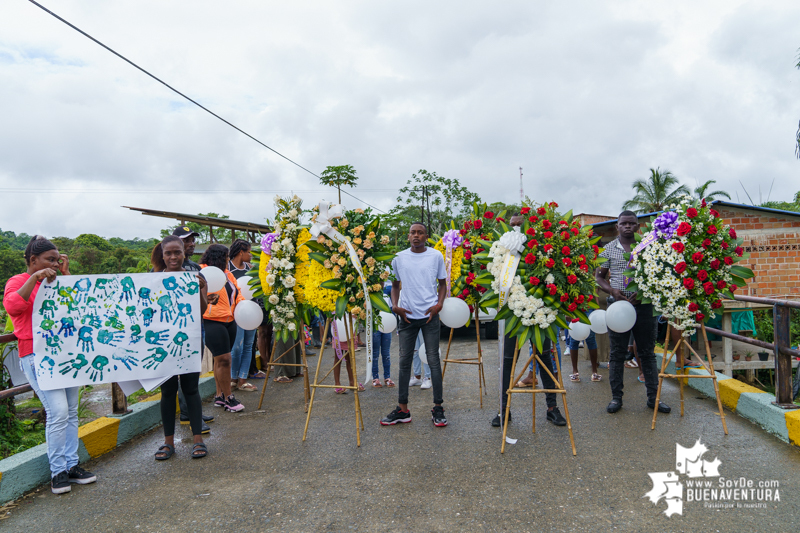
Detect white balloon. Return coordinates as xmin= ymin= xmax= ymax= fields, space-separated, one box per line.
xmin=234 ymin=300 xmax=263 ymax=330
xmin=439 ymin=297 xmax=471 ymax=329
xmin=606 ymin=300 xmax=637 ymax=333
xmin=378 ymin=312 xmax=397 ymax=333
xmin=200 ymin=266 xmax=226 ymax=293
xmin=568 ymin=321 xmax=592 ymax=341
xmin=589 ymin=310 xmax=608 ymax=334
xmin=417 ymin=342 xmax=441 ymax=365
xmin=333 ymin=318 xmax=351 ymax=341
xmin=236 ymin=275 xmax=255 ymax=300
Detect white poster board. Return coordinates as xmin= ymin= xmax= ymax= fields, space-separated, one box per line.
xmin=32 ymin=272 xmax=202 ymax=390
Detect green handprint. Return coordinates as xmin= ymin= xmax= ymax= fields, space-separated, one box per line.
xmin=39 ymin=355 xmax=56 ymax=377
xmin=93 ymin=277 xmax=118 ymax=297
xmin=142 ymin=347 xmax=169 ymax=370
xmin=97 ymin=329 xmax=123 ymax=346
xmin=104 ymin=315 xmax=125 ymax=331
xmin=45 ymin=335 xmax=63 ymax=355
xmin=142 ymin=308 xmax=155 ymax=326
xmin=162 ymin=276 xmax=186 ymax=298
xmin=130 ymin=324 xmax=142 ymax=343
xmin=172 ymin=303 xmax=194 ymax=328
xmin=125 ymin=306 xmax=137 ymax=323
xmin=87 ymin=355 xmax=109 ymax=382
xmin=39 ymin=318 xmax=56 ymax=339
xmin=185 ymin=281 xmax=199 ymax=295
xmin=59 ymin=353 xmax=89 ymax=378
xmin=168 ymin=332 xmax=190 ymax=358
xmin=119 ymin=276 xmax=136 ymax=302
xmin=145 ymin=329 xmax=169 ymax=345
xmin=73 ymin=278 xmax=91 ymax=303
xmin=78 ymin=326 xmax=95 ymax=352
xmin=39 ymin=299 xmax=57 ymax=320
xmin=157 ymin=295 xmax=174 ymax=323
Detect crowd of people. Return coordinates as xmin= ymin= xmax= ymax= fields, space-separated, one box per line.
xmin=3 ymin=212 xmax=670 ymax=495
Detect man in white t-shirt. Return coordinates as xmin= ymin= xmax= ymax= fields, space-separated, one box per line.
xmin=381 ymin=223 xmax=448 ymax=427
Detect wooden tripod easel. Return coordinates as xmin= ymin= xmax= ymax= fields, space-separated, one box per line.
xmin=303 ymin=316 xmax=365 ymax=446
xmin=442 ymin=307 xmax=487 ymax=407
xmin=651 ymin=322 xmax=728 ymax=434
xmin=501 ymin=342 xmax=577 ymax=455
xmin=256 ymin=321 xmax=310 ymax=412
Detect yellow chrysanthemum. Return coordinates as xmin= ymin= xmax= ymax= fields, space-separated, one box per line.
xmin=434 ymin=239 xmax=465 ymax=297
xmin=259 ymin=251 xmax=272 ymax=295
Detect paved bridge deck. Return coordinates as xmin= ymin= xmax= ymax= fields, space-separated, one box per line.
xmin=4 ymin=333 xmax=799 ymax=531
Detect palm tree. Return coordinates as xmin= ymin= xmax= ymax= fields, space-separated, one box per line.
xmin=692 ymin=179 xmax=731 ymax=202
xmin=622 ymin=168 xmax=691 ymax=213
xmin=319 ymin=165 xmax=358 ymax=203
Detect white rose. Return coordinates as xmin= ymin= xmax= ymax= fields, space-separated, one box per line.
xmin=268 ymin=294 xmax=279 ymax=305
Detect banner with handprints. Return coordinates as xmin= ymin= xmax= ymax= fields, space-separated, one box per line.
xmin=32 ymin=272 xmax=202 ymax=391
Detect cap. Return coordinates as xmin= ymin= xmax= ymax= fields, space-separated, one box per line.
xmin=172 ymin=226 xmax=200 ymax=239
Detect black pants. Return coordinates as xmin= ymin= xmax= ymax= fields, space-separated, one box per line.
xmin=161 ymin=372 xmax=202 ymax=437
xmin=608 ymin=303 xmax=659 ymax=401
xmin=502 ymin=333 xmax=557 ymax=411
xmin=397 ymin=316 xmax=443 ymax=406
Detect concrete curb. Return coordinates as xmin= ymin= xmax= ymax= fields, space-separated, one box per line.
xmin=655 ymin=353 xmax=798 ymax=446
xmin=0 ymin=374 xmax=216 ymax=504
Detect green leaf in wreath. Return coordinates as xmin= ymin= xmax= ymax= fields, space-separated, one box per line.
xmin=320 ymin=278 xmax=344 ymax=290
xmin=533 ymin=326 xmax=543 ymax=353
xmin=301 ymin=239 xmax=326 ymax=252
xmin=369 ymin=292 xmax=392 ymax=313
xmin=308 ymin=252 xmax=329 ymax=265
xmin=730 ymin=265 xmax=754 ymax=279
xmin=335 ymin=295 xmax=348 ymax=318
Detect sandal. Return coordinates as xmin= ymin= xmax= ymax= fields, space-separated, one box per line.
xmin=238 ymin=382 xmax=257 ymax=392
xmin=230 ymin=381 xmax=238 ymax=390
xmin=638 ymin=375 xmax=645 ymax=383
xmin=155 ymin=443 xmax=175 ymax=461
xmin=624 ymin=359 xmax=638 ymax=368
xmin=569 ymin=373 xmax=581 ymax=382
xmin=384 ymin=378 xmax=396 ymax=387
xmin=249 ymin=371 xmax=266 ymax=379
xmin=335 ymin=387 xmax=348 ymax=394
xmin=591 ymin=373 xmax=602 ymax=382
xmin=191 ymin=443 xmax=208 ymax=459
xmin=357 ymin=383 xmax=365 ymax=392
xmin=372 ymin=379 xmax=382 ymax=387
xmin=274 ymin=376 xmax=293 ymax=383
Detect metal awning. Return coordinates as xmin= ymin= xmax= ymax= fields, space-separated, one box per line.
xmin=124 ymin=206 xmax=272 ymax=243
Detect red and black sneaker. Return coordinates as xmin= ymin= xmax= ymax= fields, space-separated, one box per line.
xmin=380 ymin=406 xmax=412 ymax=425
xmin=431 ymin=405 xmax=448 ymax=427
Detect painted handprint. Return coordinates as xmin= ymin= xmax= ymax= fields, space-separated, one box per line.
xmin=39 ymin=355 xmax=56 ymax=377
xmin=78 ymin=326 xmax=95 ymax=352
xmin=39 ymin=299 xmax=57 ymax=320
xmin=185 ymin=281 xmax=199 ymax=296
xmin=125 ymin=306 xmax=138 ymax=323
xmin=157 ymin=294 xmax=175 ymax=323
xmin=162 ymin=276 xmax=186 ymax=298
xmin=141 ymin=307 xmax=155 ymax=327
xmin=58 ymin=353 xmax=88 ymax=378
xmin=145 ymin=329 xmax=169 ymax=345
xmin=112 ymin=350 xmax=139 ymax=371
xmin=104 ymin=314 xmax=125 ymax=331
xmin=97 ymin=329 xmax=124 ymax=347
xmin=172 ymin=302 xmax=194 ymax=328
xmin=56 ymin=283 xmax=77 ymax=312
xmin=38 ymin=318 xmax=56 ymax=340
xmin=93 ymin=277 xmax=118 ymax=298
xmin=81 ymin=302 xmax=102 ymax=329
xmin=130 ymin=324 xmax=143 ymax=343
xmin=45 ymin=335 xmax=63 ymax=355
xmin=168 ymin=332 xmax=189 ymax=358
xmin=142 ymin=347 xmax=169 ymax=370
xmin=119 ymin=276 xmax=136 ymax=302
xmin=73 ymin=278 xmax=92 ymax=304
xmin=86 ymin=355 xmax=109 ymax=382
xmin=138 ymin=287 xmax=152 ymax=307
xmin=58 ymin=317 xmax=76 ymax=337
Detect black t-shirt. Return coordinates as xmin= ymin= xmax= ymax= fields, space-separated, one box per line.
xmin=228 ymin=260 xmax=250 ymax=280
xmin=184 ymin=259 xmax=201 ymax=272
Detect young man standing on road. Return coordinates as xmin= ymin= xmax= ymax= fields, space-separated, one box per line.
xmin=381 ymin=223 xmax=449 ymax=427
xmin=595 ymin=211 xmax=671 ymax=415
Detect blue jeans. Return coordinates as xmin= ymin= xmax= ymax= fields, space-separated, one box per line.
xmin=19 ymin=354 xmax=80 ymax=477
xmin=230 ymin=326 xmax=256 ymax=380
xmin=412 ymin=330 xmax=430 ymax=379
xmin=372 ymin=331 xmax=392 ymax=380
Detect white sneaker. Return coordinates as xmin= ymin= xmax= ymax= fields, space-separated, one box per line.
xmin=409 ymin=377 xmax=423 ymax=387
xmin=564 ymin=348 xmax=571 ymax=357
xmin=420 ymin=378 xmax=432 ymax=389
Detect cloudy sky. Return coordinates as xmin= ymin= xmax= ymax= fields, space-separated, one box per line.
xmin=1 ymin=0 xmax=798 ymax=240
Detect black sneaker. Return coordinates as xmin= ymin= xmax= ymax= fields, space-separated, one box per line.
xmin=202 ymin=414 xmax=215 ymax=423
xmin=491 ymin=412 xmax=512 ymax=427
xmin=225 ymin=395 xmax=245 ymax=413
xmin=648 ymin=400 xmax=672 ymax=413
xmin=380 ymin=406 xmax=412 ymax=425
xmin=51 ymin=471 xmax=71 ymax=494
xmin=213 ymin=394 xmax=226 ymax=408
xmin=181 ymin=414 xmax=215 ymax=425
xmin=431 ymin=405 xmax=448 ymax=427
xmin=546 ymin=407 xmax=567 ymax=426
xmin=607 ymin=399 xmax=623 ymax=413
xmin=67 ymin=465 xmax=97 ymax=484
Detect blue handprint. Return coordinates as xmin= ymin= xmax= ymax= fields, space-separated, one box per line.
xmin=93 ymin=278 xmax=118 ymax=298
xmin=73 ymin=278 xmax=92 ymax=304
xmin=130 ymin=324 xmax=143 ymax=343
xmin=168 ymin=332 xmax=189 ymax=358
xmin=157 ymin=295 xmax=174 ymax=323
xmin=58 ymin=353 xmax=88 ymax=378
xmin=86 ymin=355 xmax=109 ymax=382
xmin=119 ymin=276 xmax=136 ymax=302
xmin=39 ymin=355 xmax=56 ymax=377
xmin=45 ymin=335 xmax=63 ymax=355
xmin=78 ymin=326 xmax=95 ymax=352
xmin=172 ymin=303 xmax=194 ymax=328
xmin=162 ymin=276 xmax=186 ymax=298
xmin=138 ymin=287 xmax=152 ymax=307
xmin=142 ymin=347 xmax=169 ymax=370
xmin=39 ymin=300 xmax=57 ymax=320
xmin=97 ymin=329 xmax=123 ymax=347
xmin=185 ymin=281 xmax=199 ymax=296
xmin=145 ymin=329 xmax=169 ymax=345
xmin=141 ymin=308 xmax=155 ymax=327
xmin=125 ymin=306 xmax=138 ymax=324
xmin=112 ymin=349 xmax=139 ymax=371
xmin=58 ymin=317 xmax=76 ymax=337
xmin=38 ymin=318 xmax=56 ymax=340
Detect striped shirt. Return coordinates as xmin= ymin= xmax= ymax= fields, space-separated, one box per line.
xmin=599 ymin=238 xmax=635 ymax=299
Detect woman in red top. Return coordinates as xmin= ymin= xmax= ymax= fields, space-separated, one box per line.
xmin=3 ymin=236 xmax=97 ymax=494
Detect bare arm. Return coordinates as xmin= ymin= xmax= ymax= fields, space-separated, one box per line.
xmin=425 ymin=278 xmax=447 ymax=323
xmin=595 ymin=266 xmax=633 ymax=303
xmin=391 ymin=280 xmax=410 ymax=323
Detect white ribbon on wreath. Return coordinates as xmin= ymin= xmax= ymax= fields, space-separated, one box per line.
xmin=496 ymin=227 xmax=523 ymax=407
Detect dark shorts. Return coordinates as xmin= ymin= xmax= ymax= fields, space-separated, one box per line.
xmin=203 ymin=319 xmax=238 ymax=357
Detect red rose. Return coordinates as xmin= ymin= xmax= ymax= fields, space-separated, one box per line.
xmin=525 ymin=253 xmax=535 ymax=264
xmin=459 ymin=229 xmax=467 ymax=236
xmin=588 ymin=230 xmax=594 ymax=237
xmin=730 ymin=284 xmax=738 ymax=292
xmin=563 ymin=257 xmax=572 ymax=266
xmin=691 ymin=252 xmax=704 ymax=264
xmin=521 ymin=207 xmax=531 ymax=215
xmin=548 ymin=284 xmax=558 ymax=296
xmin=672 ymin=242 xmax=685 ymax=253
xmin=592 ymin=245 xmax=599 ymax=254
xmin=464 ymin=220 xmax=472 ymax=230
xmin=587 ymin=295 xmax=594 ymax=301
xmin=570 ymin=227 xmax=579 ymax=235
xmin=558 ymin=220 xmax=568 ymax=226
xmin=703 ymin=282 xmax=714 ymax=295
xmin=461 ymin=289 xmax=469 ymax=297
xmin=477 ymin=285 xmax=486 ymax=294
xmin=711 ymin=300 xmax=722 ymax=309
xmin=549 ymin=202 xmax=559 ymax=208
xmin=735 ymin=246 xmax=743 ymax=257
xmin=707 ymin=225 xmax=718 ymax=235
xmin=576 ymin=295 xmax=585 ymax=304
xmin=696 ymin=312 xmax=705 ymax=321
xmin=560 ymin=293 xmax=569 ymax=302
xmin=526 ymin=227 xmax=536 ymax=236
xmin=528 ymin=215 xmax=539 ymax=224
xmin=686 ymin=207 xmax=698 ymax=218
xmin=545 ymin=258 xmax=555 ymax=268
xmin=683 ymin=278 xmax=695 ymax=289
xmin=710 ymin=259 xmax=721 ymax=270
xmin=496 ymin=217 xmax=505 ymax=223
xmin=527 ymin=239 xmax=538 ymax=249
xmin=567 ymin=303 xmax=578 ymax=312
xmin=561 ymin=246 xmax=571 ymax=255
xmin=701 ymin=198 xmax=707 ymax=207
xmin=567 ymin=274 xmax=578 ymax=284
xmin=723 ymin=256 xmax=733 ymax=265
xmin=697 ymin=269 xmax=708 ymax=281
xmin=466 ymin=272 xmax=476 ymax=284
xmin=702 ymin=239 xmax=711 ymax=249
xmin=463 ymin=239 xmax=471 ymax=248
xmin=560 ymin=232 xmax=571 ymax=240
xmin=675 ymin=262 xmax=687 ymax=274
xmin=579 ymin=264 xmax=589 ymax=272
xmin=484 ymin=211 xmax=494 ymax=219
xmin=544 ymin=244 xmax=553 ymax=252
xmin=473 ymin=220 xmax=483 ymax=230
xmin=529 ymin=276 xmax=540 ymax=285
xmin=464 ymin=250 xmax=472 ymax=260
xmin=677 ymin=222 xmax=692 ymax=236
xmin=578 ymin=254 xmax=587 ymax=263
xmin=544 ymin=231 xmax=554 ymax=239
xmin=542 ymin=220 xmax=552 ymax=229
xmin=480 ymin=264 xmax=486 ymax=270
xmin=729 ymin=228 xmax=737 ymax=239
xmin=716 ymin=280 xmax=726 ymax=289
xmin=710 ymin=209 xmax=719 ymax=218
xmin=537 ymin=207 xmax=547 ymax=216
xmin=721 ymin=241 xmax=729 ymax=249
xmin=688 ymin=302 xmax=699 ymax=312
xmin=475 ymin=248 xmax=484 ymax=253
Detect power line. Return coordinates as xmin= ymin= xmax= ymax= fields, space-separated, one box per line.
xmin=26 ymin=0 xmax=387 ymax=213
xmin=0 ymin=188 xmax=400 ymax=194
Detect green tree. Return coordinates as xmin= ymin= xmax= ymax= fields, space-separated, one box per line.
xmin=392 ymin=170 xmax=481 ymax=237
xmin=622 ymin=167 xmax=691 ymax=213
xmin=692 ymin=179 xmax=731 ymax=202
xmin=0 ymin=249 xmax=26 ymax=299
xmin=761 ymin=190 xmax=800 ymax=212
xmin=319 ymin=165 xmax=358 ymax=204
xmin=159 ymin=213 xmax=229 ymax=244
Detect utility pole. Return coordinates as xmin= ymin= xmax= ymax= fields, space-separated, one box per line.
xmin=519 ymin=167 xmax=524 ymax=205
